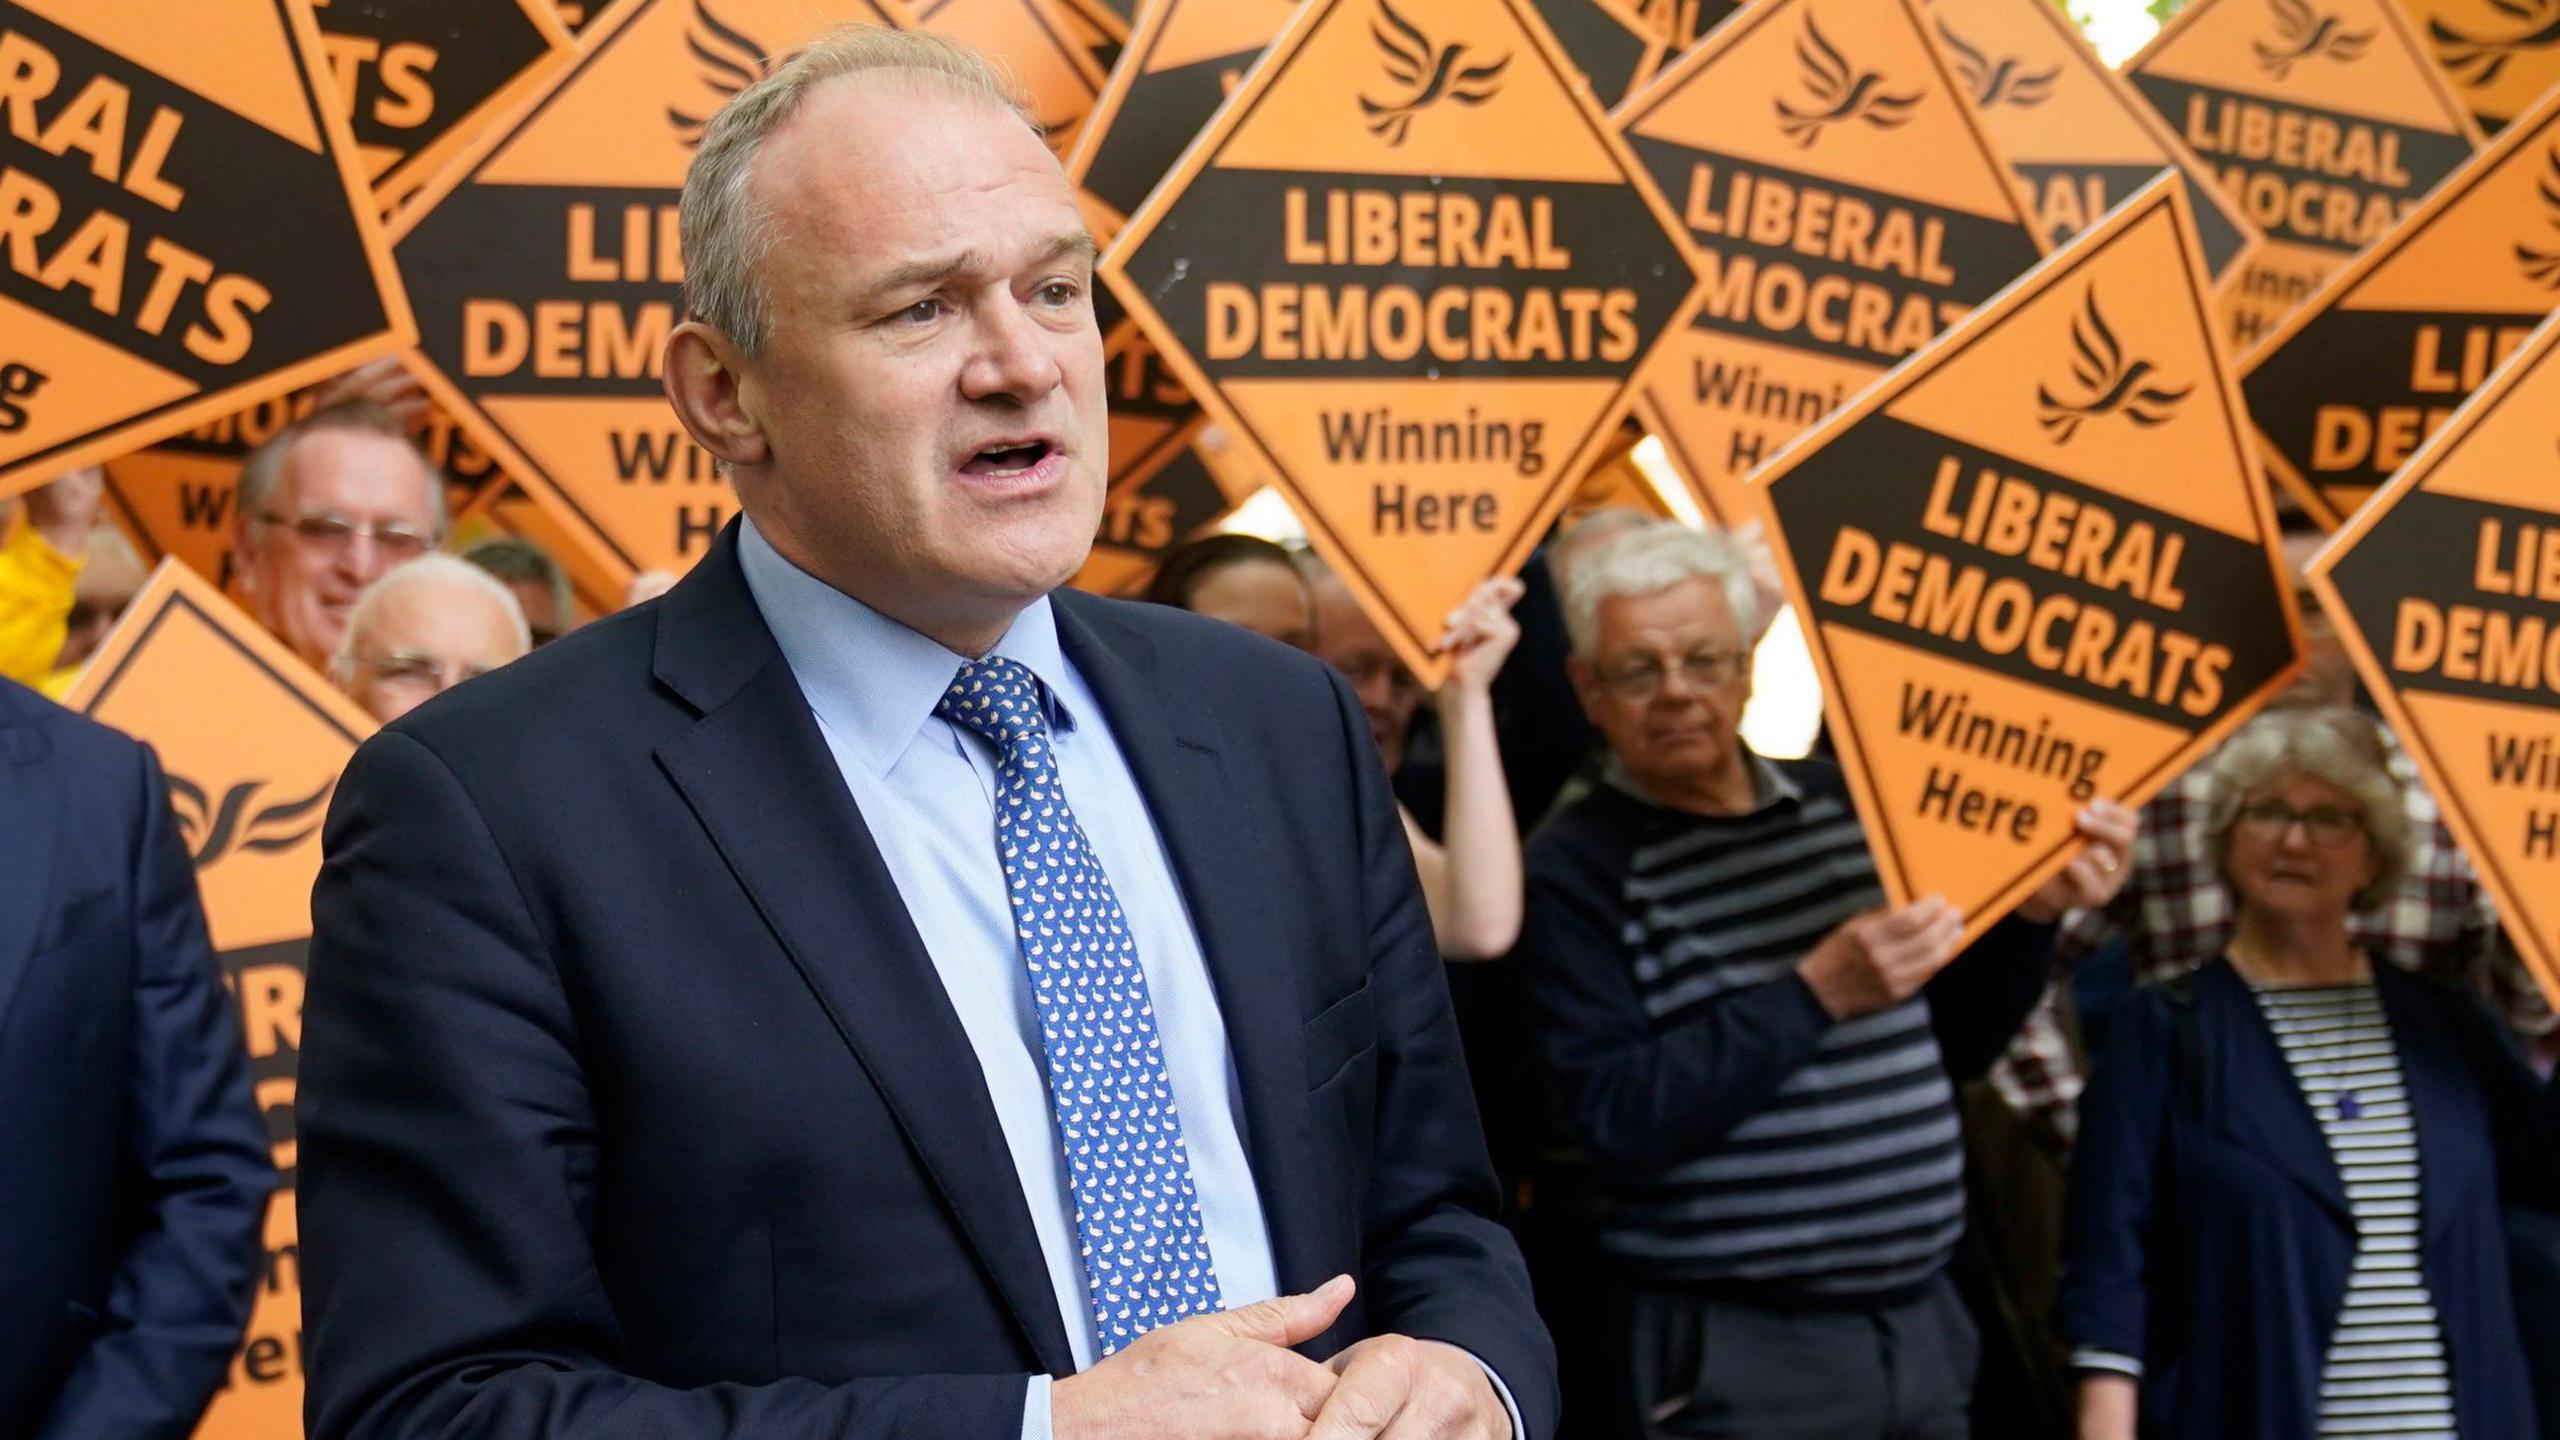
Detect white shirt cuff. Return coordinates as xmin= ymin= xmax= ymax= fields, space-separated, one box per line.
xmin=1459 ymin=1348 xmax=1524 ymax=1439
xmin=2071 ymin=1347 xmax=2144 ymax=1381
xmin=1022 ymin=1373 xmax=1053 ymax=1440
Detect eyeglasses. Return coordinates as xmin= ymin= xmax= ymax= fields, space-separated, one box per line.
xmin=1596 ymin=647 xmax=1749 ymax=703
xmin=2233 ymin=799 xmax=2365 ymax=849
xmin=256 ymin=510 xmax=438 ymax=559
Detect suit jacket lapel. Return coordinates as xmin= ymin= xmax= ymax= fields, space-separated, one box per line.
xmin=0 ymin=703 xmax=59 ymax=1032
xmin=2207 ymin=964 xmax=2354 ymax=1225
xmin=650 ymin=532 xmax=1077 ymax=1377
xmin=1052 ymin=596 xmax=1329 ymax=1292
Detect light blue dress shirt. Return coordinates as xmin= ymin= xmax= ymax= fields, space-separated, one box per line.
xmin=738 ymin=520 xmax=1278 ymax=1437
xmin=737 ymin=519 xmax=1519 ymax=1439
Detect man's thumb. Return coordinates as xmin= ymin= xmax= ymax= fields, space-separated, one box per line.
xmin=1211 ymin=1275 xmax=1355 ymax=1347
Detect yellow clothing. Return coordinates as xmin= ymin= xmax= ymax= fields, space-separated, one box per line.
xmin=0 ymin=518 xmax=83 ymax=688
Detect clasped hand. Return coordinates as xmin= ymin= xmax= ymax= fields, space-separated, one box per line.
xmin=1050 ymin=1275 xmax=1508 ymax=1440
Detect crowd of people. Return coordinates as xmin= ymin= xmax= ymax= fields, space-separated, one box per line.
xmin=9 ymin=23 xmax=2560 ymax=1440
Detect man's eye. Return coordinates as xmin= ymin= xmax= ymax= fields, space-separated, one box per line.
xmin=1039 ymin=280 xmax=1082 ymax=306
xmin=896 ymin=297 xmax=944 ymax=324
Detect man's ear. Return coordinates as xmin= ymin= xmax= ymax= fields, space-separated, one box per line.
xmin=1567 ymin=654 xmax=1607 ymax=729
xmin=663 ymin=321 xmax=771 ymax=469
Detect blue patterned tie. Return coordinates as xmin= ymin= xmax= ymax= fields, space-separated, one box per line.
xmin=935 ymin=656 xmax=1224 ymax=1354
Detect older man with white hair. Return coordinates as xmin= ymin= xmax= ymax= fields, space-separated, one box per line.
xmin=1515 ymin=520 xmax=2137 ymax=1439
xmin=328 ymin=554 xmax=530 ymax=725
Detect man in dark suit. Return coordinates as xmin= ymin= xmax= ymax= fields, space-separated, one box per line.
xmin=0 ymin=677 xmax=274 ymax=1438
xmin=297 ymin=26 xmax=1553 ymax=1440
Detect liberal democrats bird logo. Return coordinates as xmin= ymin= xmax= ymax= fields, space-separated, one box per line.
xmin=2035 ymin=287 xmax=2193 ymax=444
xmin=1937 ymin=20 xmax=2058 ymax=109
xmin=165 ymin=773 xmax=336 ymax=870
xmin=2433 ymin=0 xmax=2560 ymax=89
xmin=1774 ymin=16 xmax=1921 ymax=148
xmin=2254 ymin=0 xmax=2374 ymax=79
xmin=667 ymin=0 xmax=774 ymax=149
xmin=1359 ymin=0 xmax=1511 ymax=148
xmin=2514 ymin=147 xmax=2560 ymax=287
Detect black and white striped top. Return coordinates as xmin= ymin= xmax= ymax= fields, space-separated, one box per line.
xmin=2257 ymin=981 xmax=2457 ymax=1439
xmin=1523 ymin=758 xmax=1974 ymax=1298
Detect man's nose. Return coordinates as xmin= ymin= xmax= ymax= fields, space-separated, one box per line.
xmin=960 ymin=299 xmax=1065 ymax=402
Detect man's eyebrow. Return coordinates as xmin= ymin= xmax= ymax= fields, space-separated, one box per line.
xmin=853 ymin=231 xmax=1099 ymax=306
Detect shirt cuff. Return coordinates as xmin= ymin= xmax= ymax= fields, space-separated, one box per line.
xmin=1022 ymin=1373 xmax=1053 ymax=1440
xmin=1458 ymin=1348 xmax=1524 ymax=1439
xmin=2071 ymin=1347 xmax=2143 ymax=1381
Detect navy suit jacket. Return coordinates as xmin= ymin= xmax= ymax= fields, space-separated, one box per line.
xmin=298 ymin=526 xmax=1556 ymax=1440
xmin=0 ymin=679 xmax=274 ymax=1438
xmin=2060 ymin=957 xmax=2560 ymax=1438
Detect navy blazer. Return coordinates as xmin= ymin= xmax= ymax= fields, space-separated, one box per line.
xmin=2059 ymin=957 xmax=2560 ymax=1438
xmin=0 ymin=679 xmax=274 ymax=1438
xmin=298 ymin=524 xmax=1556 ymax=1440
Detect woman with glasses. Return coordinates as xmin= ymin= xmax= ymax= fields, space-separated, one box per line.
xmin=2060 ymin=706 xmax=2560 ymax=1439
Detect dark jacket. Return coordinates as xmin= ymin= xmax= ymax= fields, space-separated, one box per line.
xmin=298 ymin=524 xmax=1557 ymax=1440
xmin=2060 ymin=957 xmax=2560 ymax=1438
xmin=0 ymin=678 xmax=275 ymax=1438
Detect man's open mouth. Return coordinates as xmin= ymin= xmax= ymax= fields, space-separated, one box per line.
xmin=961 ymin=439 xmax=1056 ymax=478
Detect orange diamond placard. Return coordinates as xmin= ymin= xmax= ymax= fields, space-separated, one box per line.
xmin=2241 ymin=82 xmax=2560 ymax=527
xmin=2124 ymin=0 xmax=2482 ymax=352
xmin=1750 ymin=176 xmax=2305 ymax=944
xmin=0 ymin=0 xmax=415 ymax=499
xmin=2396 ymin=0 xmax=2560 ymax=136
xmin=2310 ymin=307 xmax=2560 ymax=1007
xmin=307 ymin=0 xmax=576 ymax=225
xmin=63 ymin=558 xmax=375 ymax=1439
xmin=1615 ymin=0 xmax=2050 ymax=528
xmin=1932 ymin=0 xmax=2263 ymax=287
xmin=1101 ymin=0 xmax=1705 ymax=686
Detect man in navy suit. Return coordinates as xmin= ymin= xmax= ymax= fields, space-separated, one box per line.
xmin=298 ymin=27 xmax=1553 ymax=1440
xmin=0 ymin=677 xmax=274 ymax=1438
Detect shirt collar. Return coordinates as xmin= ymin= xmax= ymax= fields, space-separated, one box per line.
xmin=736 ymin=515 xmax=1074 ymax=778
xmin=1603 ymin=748 xmax=1799 ymax=815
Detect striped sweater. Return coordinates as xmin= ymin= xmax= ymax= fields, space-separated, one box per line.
xmin=1518 ymin=755 xmax=2054 ymax=1299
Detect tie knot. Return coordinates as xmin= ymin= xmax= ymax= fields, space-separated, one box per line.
xmin=936 ymin=655 xmax=1050 ymax=750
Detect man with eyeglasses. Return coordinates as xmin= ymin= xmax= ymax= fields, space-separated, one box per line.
xmin=231 ymin=399 xmax=445 ymax=673
xmin=1514 ymin=519 xmax=2134 ymax=1439
xmin=329 ymin=555 xmax=531 ymax=725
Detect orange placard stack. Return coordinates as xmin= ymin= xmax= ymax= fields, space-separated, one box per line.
xmin=0 ymin=0 xmax=414 ymax=498
xmin=63 ymin=560 xmax=377 ymax=1440
xmin=1615 ymin=0 xmax=2049 ymax=526
xmin=2241 ymin=82 xmax=2560 ymax=526
xmin=1931 ymin=0 xmax=2263 ymax=287
xmin=2123 ymin=0 xmax=2482 ymax=350
xmin=1101 ymin=0 xmax=1705 ymax=684
xmin=1749 ymin=176 xmax=2306 ymax=943
xmin=2310 ymin=307 xmax=2560 ymax=1007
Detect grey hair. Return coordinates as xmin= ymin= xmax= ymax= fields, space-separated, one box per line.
xmin=2206 ymin=706 xmax=2414 ymax=913
xmin=1563 ymin=519 xmax=1763 ymax=658
xmin=329 ymin=552 xmax=531 ymax=684
xmin=679 ymin=25 xmax=1037 ymax=357
xmin=239 ymin=399 xmax=445 ymax=534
